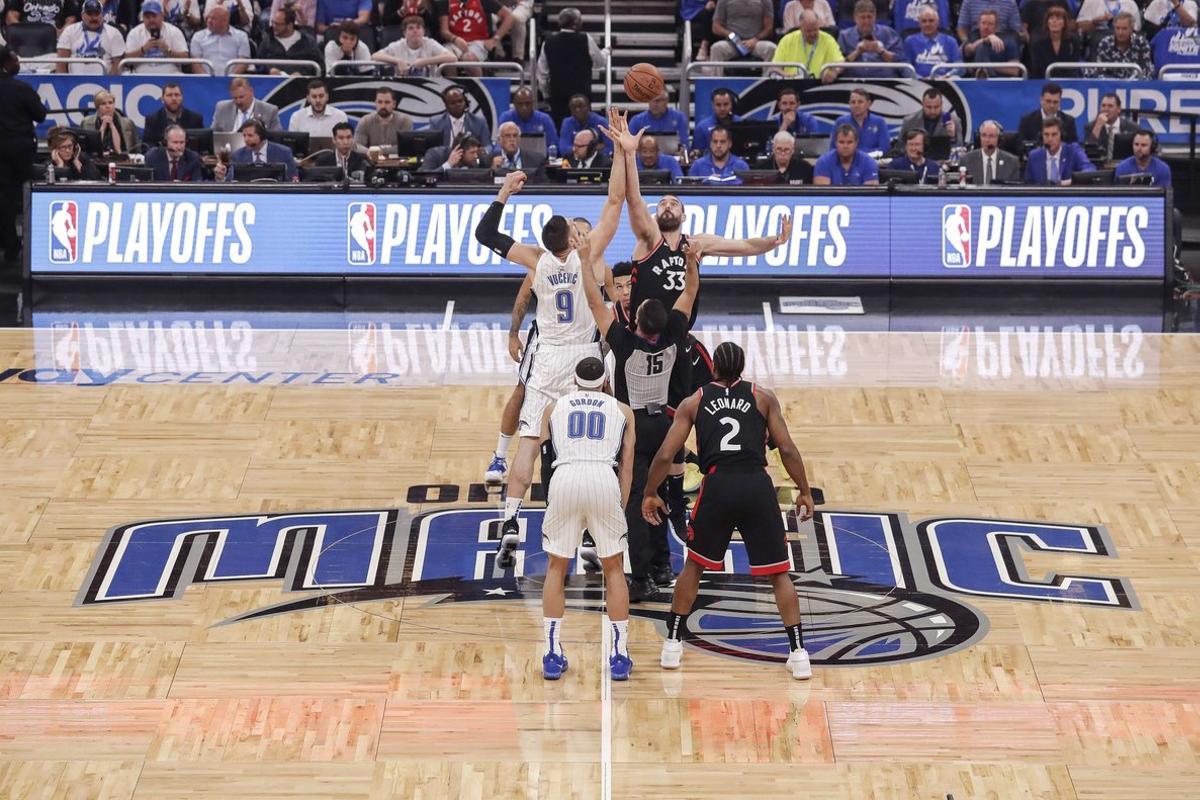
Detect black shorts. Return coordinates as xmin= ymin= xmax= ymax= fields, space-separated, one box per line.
xmin=687 ymin=336 xmax=713 ymax=394
xmin=686 ymin=468 xmax=790 ymax=575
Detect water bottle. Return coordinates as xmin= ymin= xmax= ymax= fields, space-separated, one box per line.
xmin=45 ymin=162 xmax=55 ymax=184
xmin=548 ymin=143 xmax=558 ymax=163
xmin=937 ymin=167 xmax=946 ymax=189
xmin=958 ymin=166 xmax=967 ymax=187
xmin=108 ymin=161 xmax=117 ymax=184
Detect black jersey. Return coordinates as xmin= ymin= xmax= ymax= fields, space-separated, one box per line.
xmin=605 ymin=309 xmax=689 ymax=409
xmin=630 ymin=234 xmax=699 ymax=328
xmin=695 ymin=380 xmax=768 ymax=472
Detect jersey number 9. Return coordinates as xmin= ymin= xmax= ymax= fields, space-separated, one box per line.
xmin=554 ymin=289 xmax=574 ymax=323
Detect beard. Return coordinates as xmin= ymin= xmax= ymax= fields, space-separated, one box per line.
xmin=657 ymin=212 xmax=681 ymax=232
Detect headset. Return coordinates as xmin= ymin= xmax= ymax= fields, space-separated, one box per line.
xmin=1134 ymin=128 xmax=1159 ymax=155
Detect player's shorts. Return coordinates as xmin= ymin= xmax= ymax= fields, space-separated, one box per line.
xmin=687 ymin=335 xmax=714 ymax=394
xmin=518 ymin=341 xmax=602 ymax=436
xmin=542 ymin=463 xmax=627 ymax=559
xmin=517 ymin=321 xmax=539 ymax=385
xmin=687 ymin=467 xmax=790 ymax=575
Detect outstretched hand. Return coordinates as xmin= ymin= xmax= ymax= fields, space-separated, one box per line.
xmin=683 ymin=239 xmax=704 ymax=269
xmin=774 ymin=214 xmax=793 ymax=247
xmin=574 ymin=223 xmax=592 ymax=263
xmin=599 ymin=106 xmax=642 ymax=153
xmin=498 ymin=169 xmax=527 ymax=200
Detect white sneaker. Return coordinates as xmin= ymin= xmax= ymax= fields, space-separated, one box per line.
xmin=787 ymin=649 xmax=812 ymax=680
xmin=660 ymin=639 xmax=683 ymax=669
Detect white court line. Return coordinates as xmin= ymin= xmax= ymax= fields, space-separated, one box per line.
xmin=600 ymin=612 xmax=612 ymax=800
xmin=441 ymin=300 xmax=456 ymax=330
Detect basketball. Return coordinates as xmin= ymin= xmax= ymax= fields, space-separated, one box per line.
xmin=624 ymin=63 xmax=664 ymax=103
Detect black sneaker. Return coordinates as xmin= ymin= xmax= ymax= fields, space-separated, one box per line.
xmin=650 ymin=565 xmax=676 ymax=588
xmin=496 ymin=517 xmax=519 ymax=569
xmin=629 ymin=576 xmax=658 ymax=603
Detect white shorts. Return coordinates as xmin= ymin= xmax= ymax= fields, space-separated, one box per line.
xmin=447 ymin=39 xmax=491 ymax=62
xmin=542 ymin=464 xmax=627 ymax=559
xmin=518 ymin=341 xmax=601 ymax=436
xmin=517 ymin=322 xmax=538 ymax=385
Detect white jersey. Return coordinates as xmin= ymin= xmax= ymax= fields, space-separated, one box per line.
xmin=549 ymin=391 xmax=627 ymax=467
xmin=532 ymin=249 xmax=598 ymax=346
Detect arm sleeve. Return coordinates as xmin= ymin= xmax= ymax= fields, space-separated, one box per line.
xmin=474 ymin=200 xmax=517 ymax=258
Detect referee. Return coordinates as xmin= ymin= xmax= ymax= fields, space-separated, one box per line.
xmin=0 ymin=47 xmax=46 ymax=275
xmin=579 ymin=227 xmax=701 ymax=601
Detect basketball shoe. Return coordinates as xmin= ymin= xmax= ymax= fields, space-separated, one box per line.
xmin=787 ymin=649 xmax=812 ymax=680
xmin=660 ymin=639 xmax=683 ymax=669
xmin=496 ymin=517 xmax=519 ymax=569
xmin=484 ymin=454 xmax=507 ymax=484
xmin=543 ymin=651 xmax=569 ymax=680
xmin=610 ymin=653 xmax=633 ymax=681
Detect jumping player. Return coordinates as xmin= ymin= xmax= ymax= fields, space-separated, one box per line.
xmin=642 ymin=341 xmax=817 ymax=680
xmin=538 ymin=357 xmax=636 ymax=681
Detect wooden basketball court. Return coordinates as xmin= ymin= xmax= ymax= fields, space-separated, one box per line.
xmin=0 ymin=325 xmax=1197 ymax=799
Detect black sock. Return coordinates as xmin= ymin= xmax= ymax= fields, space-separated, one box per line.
xmin=666 ymin=611 xmax=688 ymax=641
xmin=785 ymin=622 xmax=804 ymax=652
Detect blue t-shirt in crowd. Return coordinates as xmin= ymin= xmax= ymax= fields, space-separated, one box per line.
xmin=637 ymin=154 xmax=684 ymax=180
xmin=904 ymin=32 xmax=963 ymax=77
xmin=773 ymin=110 xmax=823 ymax=136
xmin=1114 ymin=156 xmax=1173 ymax=187
xmin=888 ymin=155 xmax=939 ymax=183
xmin=558 ymin=111 xmax=612 ymax=155
xmin=837 ymin=24 xmax=905 ymax=77
xmin=317 ymin=0 xmax=371 ymax=26
xmin=814 ymin=149 xmax=880 ymax=184
xmin=1152 ymin=26 xmax=1200 ymax=72
xmin=628 ymin=107 xmax=690 ymax=150
xmin=693 ymin=113 xmax=742 ymax=154
xmin=893 ymin=0 xmax=951 ymax=33
xmin=829 ymin=112 xmax=892 ymax=153
xmin=498 ymin=108 xmax=559 ymax=149
xmin=688 ymin=153 xmax=750 ymax=183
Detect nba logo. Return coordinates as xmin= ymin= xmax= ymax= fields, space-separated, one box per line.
xmin=49 ymin=200 xmax=79 ymax=264
xmin=941 ymin=204 xmax=971 ymax=268
xmin=347 ymin=202 xmax=377 ymax=265
xmin=347 ymin=322 xmax=379 ymax=373
xmin=50 ymin=322 xmax=82 ymax=371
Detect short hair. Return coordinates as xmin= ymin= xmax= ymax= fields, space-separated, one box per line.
xmin=498 ymin=120 xmax=521 ymax=136
xmin=575 ymin=356 xmax=605 ymax=384
xmin=92 ymin=89 xmax=114 ymax=106
xmin=338 ymin=20 xmax=359 ymax=37
xmin=240 ymin=118 xmax=267 ymax=138
xmin=712 ymin=341 xmax=745 ymax=382
xmin=834 ymin=122 xmax=859 ymax=141
xmin=512 ymin=86 xmax=533 ymax=101
xmin=442 ymin=85 xmax=465 ymax=100
xmin=1101 ymin=92 xmax=1121 ymax=107
xmin=1113 ymin=11 xmax=1135 ymax=25
xmin=568 ymin=93 xmax=590 ymax=106
xmin=979 ymin=9 xmax=998 ymax=22
xmin=541 ymin=215 xmax=571 ymax=253
xmin=375 ymin=86 xmax=395 ymax=99
xmin=48 ymin=127 xmax=77 ymax=149
xmin=853 ymin=0 xmax=875 ymax=14
xmin=918 ymin=5 xmax=939 ymax=19
xmin=558 ymin=7 xmax=582 ymax=29
xmin=229 ymin=76 xmax=251 ymax=91
xmin=709 ymin=125 xmax=731 ymax=142
xmin=849 ymin=87 xmax=871 ymax=103
xmin=711 ymin=87 xmax=736 ymax=103
xmin=161 ymin=81 xmax=181 ymax=94
xmin=331 ymin=121 xmax=353 ymax=136
xmin=402 ymin=14 xmax=423 ymax=27
xmin=777 ymin=86 xmax=799 ymax=103
xmin=636 ymin=298 xmax=668 ymax=336
xmin=571 ymin=215 xmax=590 ymax=227
xmin=455 ymin=134 xmax=481 ymax=150
xmin=772 ymin=130 xmax=795 ymax=149
xmin=1042 ymin=82 xmax=1063 ymax=97
xmin=1041 ymin=116 xmax=1062 ymax=132
xmin=306 ymin=78 xmax=328 ymax=94
xmin=904 ymin=128 xmax=927 ymax=144
xmin=162 ymin=123 xmax=186 ymax=140
xmin=979 ymin=119 xmax=1002 ymax=136
xmin=277 ymin=5 xmax=297 ymax=25
xmin=922 ymin=87 xmax=942 ymax=101
xmin=611 ymin=261 xmax=634 ymax=278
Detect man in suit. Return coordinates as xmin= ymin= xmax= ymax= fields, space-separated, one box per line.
xmin=212 ymin=77 xmax=282 ymax=132
xmin=1025 ymin=117 xmax=1094 ymax=185
xmin=963 ymin=120 xmax=1020 ymax=184
xmin=565 ymin=127 xmax=611 ymax=169
xmin=898 ymin=86 xmax=963 ymax=146
xmin=145 ymin=124 xmax=205 ymax=181
xmin=426 ymin=85 xmax=490 ymax=150
xmin=215 ymin=118 xmax=298 ymax=181
xmin=313 ymin=121 xmax=368 ymax=175
xmin=419 ymin=134 xmax=489 ymax=172
xmin=1086 ymin=92 xmax=1141 ymax=162
xmin=1017 ymin=82 xmax=1079 ymax=150
xmin=142 ymin=83 xmax=203 ymax=147
xmin=489 ymin=121 xmax=546 ymax=176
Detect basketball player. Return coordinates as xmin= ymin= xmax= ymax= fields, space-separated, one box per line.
xmin=474 ymin=154 xmax=625 ymax=568
xmin=642 ymin=341 xmax=817 ymax=680
xmin=538 ymin=357 xmax=636 ymax=680
xmin=579 ymin=224 xmax=700 ymax=602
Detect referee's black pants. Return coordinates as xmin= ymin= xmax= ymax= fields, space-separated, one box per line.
xmin=0 ymin=137 xmax=35 ymax=266
xmin=626 ymin=408 xmax=671 ymax=580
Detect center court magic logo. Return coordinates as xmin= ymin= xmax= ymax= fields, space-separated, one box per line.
xmin=75 ymin=502 xmax=1138 ymax=668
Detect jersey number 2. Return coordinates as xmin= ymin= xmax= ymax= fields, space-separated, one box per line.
xmin=718 ymin=416 xmax=741 ymax=451
xmin=567 ymin=410 xmax=605 ymax=440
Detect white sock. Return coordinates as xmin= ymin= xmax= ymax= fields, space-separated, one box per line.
xmin=543 ymin=616 xmax=564 ymax=656
xmin=504 ymin=496 xmax=522 ymax=521
xmin=495 ymin=433 xmax=513 ymax=458
xmin=611 ymin=619 xmax=629 ymax=658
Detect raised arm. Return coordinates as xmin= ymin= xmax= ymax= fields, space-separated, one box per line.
xmin=589 ymin=107 xmax=628 ymax=257
xmin=601 ymin=108 xmax=656 ymax=247
xmin=508 ymin=273 xmax=534 ymax=361
xmin=673 ymin=240 xmax=701 ymax=319
xmin=576 ymin=226 xmax=613 ymax=339
xmin=760 ymin=386 xmax=815 ymax=521
xmin=473 ymin=170 xmax=543 ymax=270
xmin=642 ymin=394 xmax=699 ymax=523
xmin=691 ymin=213 xmax=792 ymax=257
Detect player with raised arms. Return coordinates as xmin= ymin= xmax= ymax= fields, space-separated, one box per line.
xmin=642 ymin=341 xmax=817 ymax=680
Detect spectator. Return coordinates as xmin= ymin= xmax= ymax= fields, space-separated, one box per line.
xmin=536 ymin=8 xmax=603 ymax=123
xmin=4 ymin=0 xmax=77 ymax=32
xmin=773 ymin=10 xmax=842 ymax=77
xmin=963 ymin=120 xmax=1021 ymax=184
xmin=0 ymin=47 xmax=45 ymax=274
xmin=681 ymin=0 xmax=719 ymax=60
xmin=1020 ymin=0 xmax=1073 ymax=40
xmin=500 ymin=0 xmax=533 ymax=61
xmin=904 ymin=6 xmax=962 ymax=77
xmin=217 ymin=118 xmax=298 ymax=180
xmin=372 ymin=14 xmax=454 ymax=76
xmin=427 ymin=85 xmax=490 ymax=149
xmin=98 ymin=0 xmax=143 ymax=34
xmin=1091 ymin=13 xmax=1153 ymax=76
xmin=145 ymin=123 xmax=204 ymax=181
xmin=708 ymin=0 xmax=776 ymax=73
xmin=1114 ymin=129 xmax=1172 ymax=185
xmin=189 ymin=5 xmax=249 ymax=74
xmin=269 ymin=0 xmax=315 ymax=27
xmin=46 ymin=128 xmax=100 ymax=180
xmin=212 ymin=76 xmax=282 ymax=131
xmin=288 ymin=78 xmax=348 ymax=135
xmin=635 ymin=135 xmax=683 ymax=180
xmin=1025 ymin=117 xmax=1093 ymax=185
xmin=692 ymin=86 xmax=741 ymax=157
xmin=142 ymin=82 xmax=202 ymax=146
xmin=56 ymin=0 xmax=125 ymax=74
xmin=627 ymin=90 xmax=688 ymax=152
xmin=314 ymin=120 xmax=369 ymax=173
xmin=324 ymin=19 xmax=370 ymax=74
xmin=1027 ymin=7 xmax=1081 ymax=78
xmin=315 ymin=0 xmax=369 ymax=32
xmin=1076 ymin=0 xmax=1141 ymax=35
xmin=564 ymin=127 xmax=610 ymax=168
xmin=490 ymin=119 xmax=546 ymax=172
xmin=1144 ymin=0 xmax=1197 ymax=30
xmin=773 ymin=85 xmax=821 ymax=136
xmin=1152 ymin=25 xmax=1200 ymax=73
xmin=1085 ymin=92 xmax=1141 ymax=161
xmin=554 ymin=92 xmax=609 ymax=155
xmin=767 ymin=130 xmax=814 ymax=182
xmin=498 ymin=86 xmax=557 ymax=150
xmin=900 ymin=86 xmax=962 ymax=144
xmin=829 ymin=86 xmax=890 ymax=153
xmin=834 ymin=0 xmax=903 ymax=78
xmin=958 ymin=0 xmax=1022 ymax=43
xmin=123 ymin=0 xmax=188 ymax=73
xmin=256 ymin=6 xmax=324 ymax=74
xmin=419 ymin=133 xmax=488 ymax=171
xmin=354 ymin=86 xmax=413 ymax=152
xmin=961 ymin=8 xmax=1022 ymax=75
xmin=380 ymin=0 xmax=436 ymax=36
xmin=887 ymin=129 xmax=938 ymax=182
xmin=81 ymin=88 xmax=138 ymax=154
xmin=782 ymin=0 xmax=835 ymax=30
xmin=436 ymin=0 xmax=513 ymax=76
xmin=1018 ymin=82 xmax=1079 ymax=145
xmin=688 ymin=125 xmax=748 ymax=184
xmin=892 ymin=0 xmax=949 ymax=34
xmin=813 ymin=123 xmax=880 ymax=185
